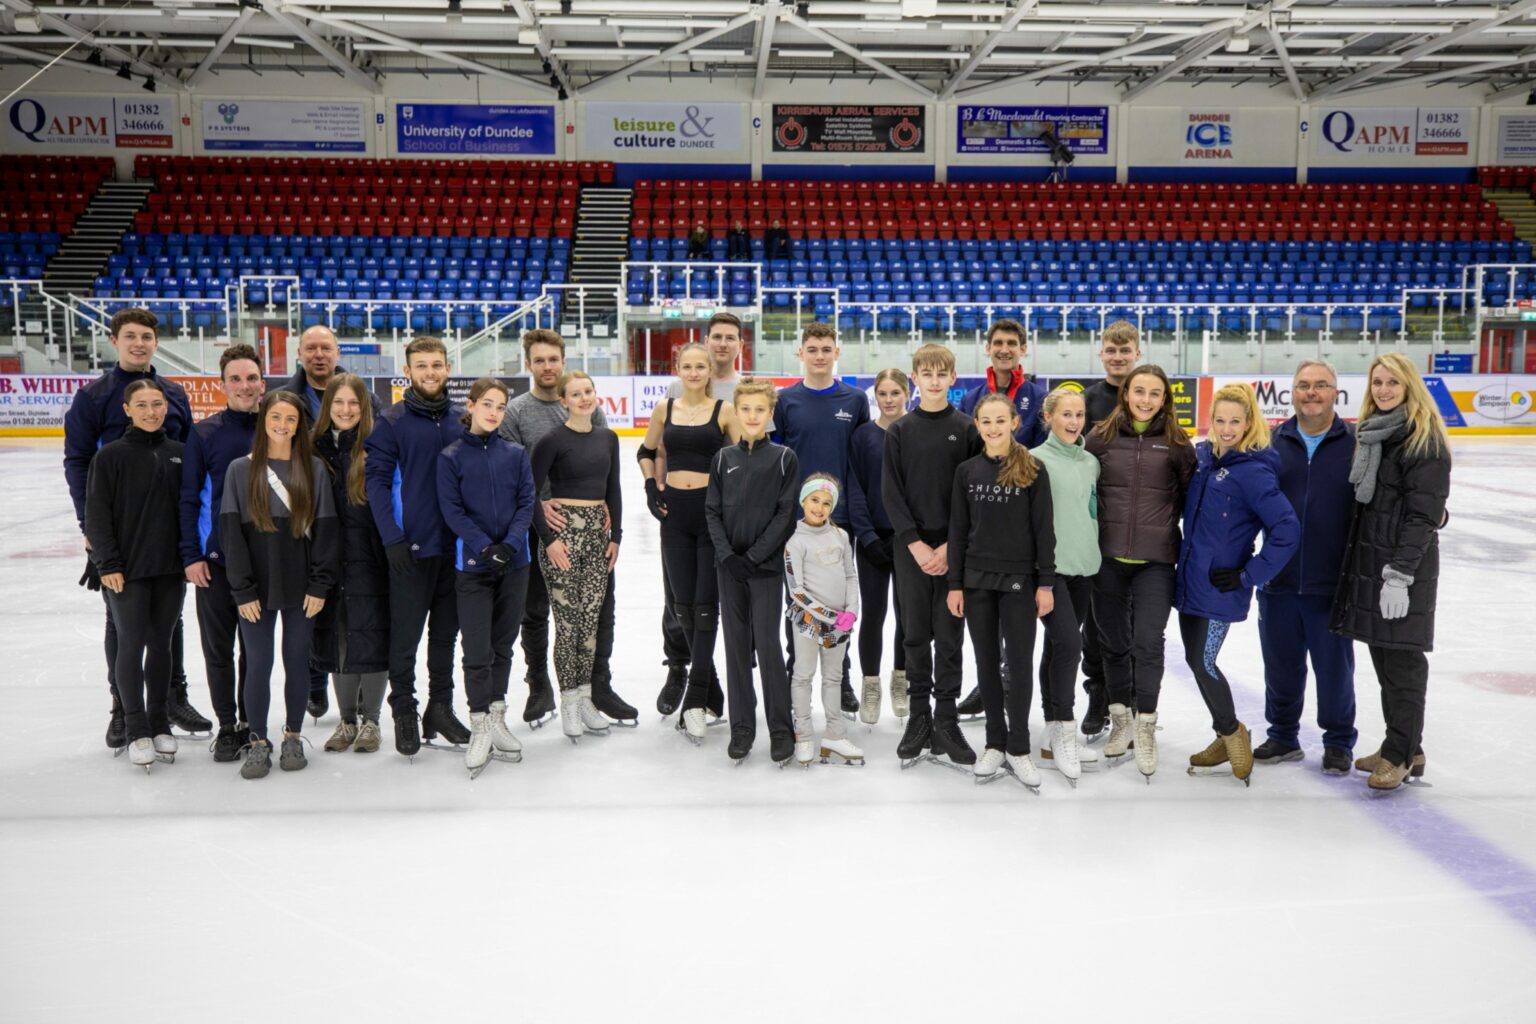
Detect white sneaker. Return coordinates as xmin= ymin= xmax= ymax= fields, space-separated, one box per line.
xmin=128 ymin=737 xmax=155 ymax=767
xmin=560 ymin=689 xmax=583 ymax=740
xmin=577 ymin=684 xmax=610 ymax=735
xmin=1042 ymin=721 xmax=1081 ymax=781
xmin=486 ymin=701 xmax=523 ymax=755
xmin=152 ymin=733 xmax=177 ymax=761
xmin=1134 ymin=712 xmax=1159 ymax=777
xmin=795 ymin=738 xmax=815 ymax=765
xmin=466 ymin=711 xmax=492 ymax=773
xmin=974 ymin=747 xmax=1005 ymax=779
xmin=819 ymin=736 xmax=865 ymax=764
xmin=1104 ymin=703 xmax=1134 ymax=757
xmin=1006 ymin=752 xmax=1042 ymax=788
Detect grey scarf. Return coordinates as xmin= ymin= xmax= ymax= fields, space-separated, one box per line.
xmin=1349 ymin=406 xmax=1409 ymax=504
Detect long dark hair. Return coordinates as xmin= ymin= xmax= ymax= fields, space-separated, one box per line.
xmin=973 ymin=392 xmax=1039 ymax=488
xmin=459 ymin=376 xmax=511 ymax=429
xmin=250 ymin=391 xmax=317 ymax=538
xmin=313 ymin=373 xmax=373 ymax=507
xmin=1091 ymin=363 xmax=1192 ymax=448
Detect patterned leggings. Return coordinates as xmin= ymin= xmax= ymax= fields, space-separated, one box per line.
xmin=537 ymin=508 xmax=611 ymax=693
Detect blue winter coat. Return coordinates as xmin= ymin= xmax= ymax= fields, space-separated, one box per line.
xmin=1175 ymin=442 xmax=1300 ymax=623
xmin=63 ymin=364 xmax=192 ymax=529
xmin=958 ymin=370 xmax=1047 ymax=449
xmin=363 ymin=396 xmax=466 ymax=559
xmin=178 ymin=407 xmax=258 ymax=568
xmin=1263 ymin=416 xmax=1357 ymax=597
xmin=436 ymin=428 xmax=537 ymax=573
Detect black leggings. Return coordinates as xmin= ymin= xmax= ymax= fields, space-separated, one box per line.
xmin=457 ymin=565 xmax=530 ymax=713
xmin=105 ymin=575 xmax=185 ymax=742
xmin=963 ymin=587 xmax=1038 ymax=755
xmin=1178 ymin=612 xmax=1238 ymax=736
xmin=104 ymin=595 xmax=186 ymax=697
xmin=660 ymin=486 xmax=720 ymax=698
xmin=855 ymin=531 xmax=905 ymax=678
xmin=1038 ymin=574 xmax=1093 ymax=722
xmin=1094 ymin=559 xmax=1174 ymax=714
xmin=239 ymin=607 xmax=315 ymax=741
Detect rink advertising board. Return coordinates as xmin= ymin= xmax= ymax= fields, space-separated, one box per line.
xmin=583 ymin=102 xmax=747 ymax=158
xmin=3 ymin=94 xmax=175 ymax=150
xmin=395 ymin=104 xmax=556 ymax=156
xmin=1497 ymin=114 xmax=1536 ymax=164
xmin=0 ymin=375 xmax=89 ymax=435
xmin=1312 ymin=107 xmax=1474 ymax=160
xmin=772 ymin=106 xmax=925 ymax=154
xmin=955 ymin=106 xmax=1110 ymax=155
xmin=202 ymin=100 xmax=368 ymax=153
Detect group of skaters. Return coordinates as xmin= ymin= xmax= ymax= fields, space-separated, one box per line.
xmin=71 ymin=306 xmax=1450 ymax=791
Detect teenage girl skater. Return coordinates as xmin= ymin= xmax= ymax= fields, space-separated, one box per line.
xmin=847 ymin=367 xmax=908 ymax=723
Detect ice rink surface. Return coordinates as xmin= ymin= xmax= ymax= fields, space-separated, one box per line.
xmin=2 ymin=434 xmax=1534 ymax=1023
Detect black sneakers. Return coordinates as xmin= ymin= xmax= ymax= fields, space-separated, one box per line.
xmin=1321 ymin=747 xmax=1352 ymax=775
xmin=1252 ymin=739 xmax=1304 ymax=764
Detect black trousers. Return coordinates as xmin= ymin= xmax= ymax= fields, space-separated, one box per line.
xmin=1178 ymin=612 xmax=1239 ymax=736
xmin=892 ymin=543 xmax=965 ymax=718
xmin=717 ymin=569 xmax=792 ymax=738
xmin=105 ymin=575 xmax=185 ymax=742
xmin=104 ymin=594 xmax=186 ymax=698
xmin=522 ymin=541 xmax=620 ymax=690
xmin=964 ymin=587 xmax=1038 ymax=755
xmin=660 ymin=487 xmax=719 ymax=692
xmin=855 ymin=531 xmax=906 ymax=678
xmin=659 ymin=576 xmax=690 ymax=668
xmin=195 ymin=562 xmax=248 ymax=726
xmin=457 ymin=565 xmax=530 ymax=713
xmin=1093 ymin=559 xmax=1174 ymax=714
xmin=386 ymin=553 xmax=458 ymax=713
xmin=1039 ymin=574 xmax=1093 ymax=722
xmin=1370 ymin=645 xmax=1429 ymax=765
xmin=1080 ymin=586 xmax=1106 ymax=699
xmin=238 ymin=606 xmax=314 ymax=740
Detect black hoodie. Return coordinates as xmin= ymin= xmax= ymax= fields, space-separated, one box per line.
xmin=84 ymin=427 xmax=185 ymax=581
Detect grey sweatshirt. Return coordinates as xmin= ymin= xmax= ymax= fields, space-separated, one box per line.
xmin=783 ymin=519 xmax=859 ymax=642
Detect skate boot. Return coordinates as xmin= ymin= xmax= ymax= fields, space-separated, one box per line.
xmin=210 ymin=722 xmax=245 ymax=762
xmin=394 ymin=709 xmax=421 ymax=757
xmin=354 ymin=719 xmax=382 ymax=753
xmin=1041 ymin=721 xmax=1082 ymax=784
xmin=681 ymin=708 xmax=708 ymax=745
xmin=840 ymin=680 xmax=859 ymax=720
xmin=973 ymin=747 xmax=1005 ymax=781
xmin=240 ymin=737 xmax=272 ymax=780
xmin=106 ymin=693 xmax=127 ymax=751
xmin=769 ymin=730 xmax=795 ymax=767
xmin=956 ymin=687 xmax=985 ymax=721
xmin=1355 ymin=747 xmax=1426 ymax=778
xmin=486 ymin=701 xmax=523 ymax=761
xmin=577 ymin=684 xmax=611 ymax=737
xmin=889 ymin=669 xmax=909 ymax=719
xmin=705 ymin=671 xmax=725 ymax=724
xmin=1103 ymin=703 xmax=1134 ymax=758
xmin=1252 ymin=738 xmax=1303 ymax=763
xmin=324 ymin=720 xmax=358 ymax=753
xmin=930 ymin=717 xmax=977 ymax=766
xmin=152 ymin=732 xmax=177 ymax=764
xmin=523 ymin=672 xmax=557 ymax=729
xmin=1081 ymin=682 xmax=1108 ymax=740
xmin=819 ymin=736 xmax=865 ymax=766
xmin=423 ymin=700 xmax=471 ymax=747
xmin=1005 ymin=752 xmax=1043 ymax=792
xmin=279 ymin=732 xmax=308 ymax=772
xmin=795 ymin=736 xmax=815 ymax=767
xmin=166 ymin=681 xmax=212 ymax=737
xmin=896 ymin=709 xmax=933 ymax=766
xmin=656 ymin=663 xmax=687 ymax=718
xmin=1188 ymin=735 xmax=1229 ymax=770
xmin=1133 ymin=712 xmax=1158 ymax=779
xmin=128 ymin=737 xmax=156 ymax=770
xmin=728 ymin=726 xmax=754 ymax=764
xmin=859 ymin=675 xmax=882 ymax=725
xmin=590 ymin=677 xmax=638 ymax=727
xmin=1221 ymin=723 xmax=1254 ymax=785
xmin=560 ymin=689 xmax=584 ymax=744
xmin=1367 ymin=757 xmax=1414 ymax=792
xmin=466 ymin=711 xmax=493 ymax=778
xmin=1321 ymin=747 xmax=1351 ymax=776
xmin=307 ymin=689 xmax=329 ymax=723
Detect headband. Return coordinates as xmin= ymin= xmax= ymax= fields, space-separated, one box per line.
xmin=799 ymin=478 xmax=840 ymax=508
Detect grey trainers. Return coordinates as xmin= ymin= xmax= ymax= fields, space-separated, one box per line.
xmin=354 ymin=719 xmax=382 ymax=753
xmin=240 ymin=738 xmax=272 ymax=780
xmin=280 ymin=732 xmax=309 ymax=772
xmin=324 ymin=720 xmax=358 ymax=752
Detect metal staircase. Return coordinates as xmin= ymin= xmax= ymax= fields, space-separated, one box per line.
xmin=567 ymin=186 xmax=632 ymax=325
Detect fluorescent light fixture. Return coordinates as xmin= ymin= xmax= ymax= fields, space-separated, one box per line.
xmin=1225 ymin=32 xmax=1250 ymax=53
xmin=233 ymin=35 xmax=296 ymax=48
xmin=606 ymin=17 xmax=729 ymax=28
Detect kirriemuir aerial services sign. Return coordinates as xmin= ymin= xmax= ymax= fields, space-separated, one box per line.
xmin=581 ymin=102 xmax=747 ymax=158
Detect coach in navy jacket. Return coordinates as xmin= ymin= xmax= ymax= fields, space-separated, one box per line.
xmin=956 ymin=319 xmax=1047 ymax=448
xmin=1257 ymin=363 xmax=1359 ymax=766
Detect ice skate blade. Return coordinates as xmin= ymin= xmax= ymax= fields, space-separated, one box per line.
xmin=112 ymin=746 xmax=127 ymax=758
xmin=525 ymin=711 xmax=558 ymax=731
xmin=819 ymin=752 xmax=865 ymax=767
xmin=172 ymin=729 xmax=212 ymax=740
xmin=602 ymin=718 xmax=639 ymax=729
xmin=582 ymin=727 xmax=611 ymax=738
xmin=900 ymin=752 xmax=973 ymax=775
xmin=841 ymin=710 xmax=858 ymax=722
xmin=1038 ymin=751 xmax=1098 ymax=774
xmin=422 ymin=739 xmax=467 ymax=752
xmin=154 ymin=752 xmax=175 ymax=764
xmin=1001 ymin=765 xmax=1042 ymax=794
xmin=1369 ymin=778 xmax=1432 ymax=794
xmin=731 ymin=753 xmax=751 ymax=766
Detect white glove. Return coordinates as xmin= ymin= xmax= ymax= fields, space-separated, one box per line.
xmin=1379 ymin=568 xmax=1412 ymax=621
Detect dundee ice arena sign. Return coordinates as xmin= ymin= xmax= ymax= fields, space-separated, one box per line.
xmin=1315 ymin=107 xmax=1473 ymax=159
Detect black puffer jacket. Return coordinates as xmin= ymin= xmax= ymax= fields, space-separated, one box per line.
xmin=311 ymin=428 xmax=390 ymax=673
xmin=1329 ymin=431 xmax=1450 ymax=652
xmin=1086 ymin=413 xmax=1197 ymax=564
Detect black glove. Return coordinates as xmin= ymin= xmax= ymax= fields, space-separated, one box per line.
xmin=1208 ymin=566 xmax=1244 ymax=593
xmin=78 ymin=558 xmax=102 ymax=592
xmin=862 ymin=536 xmax=894 ymax=572
xmin=479 ymin=543 xmax=516 ymax=572
xmin=386 ymin=542 xmax=415 ymax=574
xmin=721 ymin=553 xmax=754 ymax=580
xmin=644 ymin=478 xmax=668 ymax=522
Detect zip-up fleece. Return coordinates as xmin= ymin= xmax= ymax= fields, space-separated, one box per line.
xmin=1086 ymin=413 xmax=1196 ymax=564
xmin=363 ymin=394 xmax=466 ymax=558
xmin=947 ymin=452 xmax=1056 ymax=590
xmin=705 ymin=437 xmax=801 ymax=577
xmin=437 ymin=427 xmax=537 ymax=573
xmin=1030 ymin=431 xmax=1102 ymax=578
xmin=1264 ymin=416 xmax=1357 ymax=596
xmin=84 ymin=427 xmax=185 ymax=581
xmin=179 ymin=407 xmax=258 ymax=568
xmin=64 ymin=364 xmax=192 ymax=528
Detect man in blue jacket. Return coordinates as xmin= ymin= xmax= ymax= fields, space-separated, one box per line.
xmin=364 ymin=336 xmax=469 ymax=756
xmin=181 ymin=343 xmax=264 ymax=762
xmin=1256 ymin=360 xmax=1358 ymax=774
xmin=63 ymin=307 xmax=209 ymax=748
xmin=957 ymin=318 xmax=1048 ymax=448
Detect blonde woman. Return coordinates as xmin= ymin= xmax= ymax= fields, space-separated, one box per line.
xmin=1174 ymin=383 xmax=1299 ymax=786
xmin=1329 ymin=353 xmax=1451 ymax=792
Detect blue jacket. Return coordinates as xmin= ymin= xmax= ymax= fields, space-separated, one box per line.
xmin=772 ymin=380 xmax=870 ymax=525
xmin=958 ymin=369 xmax=1048 ymax=449
xmin=63 ymin=364 xmax=192 ymax=528
xmin=1264 ymin=416 xmax=1357 ymax=597
xmin=178 ymin=407 xmax=258 ymax=568
xmin=276 ymin=366 xmax=382 ymax=423
xmin=364 ymin=395 xmax=466 ymax=559
xmin=436 ymin=428 xmax=536 ymax=574
xmin=846 ymin=419 xmax=892 ymax=549
xmin=1175 ymin=442 xmax=1300 ymax=623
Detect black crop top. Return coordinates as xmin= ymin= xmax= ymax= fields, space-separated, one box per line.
xmin=530 ymin=423 xmax=623 ymax=545
xmin=663 ymin=398 xmax=728 ymax=474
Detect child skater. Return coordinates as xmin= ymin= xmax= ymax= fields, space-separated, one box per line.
xmin=784 ymin=473 xmax=863 ymax=767
xmin=84 ymin=379 xmax=187 ymax=771
xmin=1086 ymin=364 xmax=1195 ymax=780
xmin=438 ymin=378 xmax=538 ymax=777
xmin=1176 ymin=383 xmax=1299 ymax=787
xmin=221 ymin=391 xmax=339 ymax=779
xmin=705 ymin=379 xmax=801 ymax=765
xmin=846 ymin=367 xmax=908 ymax=723
xmin=946 ymin=393 xmax=1055 ymax=789
xmin=1030 ymin=386 xmax=1102 ymax=783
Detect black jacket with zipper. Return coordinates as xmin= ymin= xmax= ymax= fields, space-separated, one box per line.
xmin=310 ymin=428 xmax=390 ymax=674
xmin=84 ymin=426 xmax=185 ymax=581
xmin=705 ymin=437 xmax=800 ymax=577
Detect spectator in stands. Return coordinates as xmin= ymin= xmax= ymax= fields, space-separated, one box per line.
xmin=1084 ymin=320 xmax=1142 ymax=430
xmin=727 ymin=219 xmax=751 ymax=262
xmin=687 ymin=222 xmax=711 ymax=260
xmin=765 ymin=218 xmax=791 ymax=260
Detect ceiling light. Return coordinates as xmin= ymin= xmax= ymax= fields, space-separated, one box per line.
xmin=14 ymin=13 xmax=41 ymax=31
xmin=117 ymin=61 xmax=132 ymax=79
xmin=1226 ymin=32 xmax=1250 ymax=53
xmin=86 ymin=49 xmax=102 ymax=65
xmin=142 ymin=75 xmax=156 ymax=91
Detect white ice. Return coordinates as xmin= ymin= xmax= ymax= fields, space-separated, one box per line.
xmin=3 ymin=436 xmax=1535 ymax=1022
